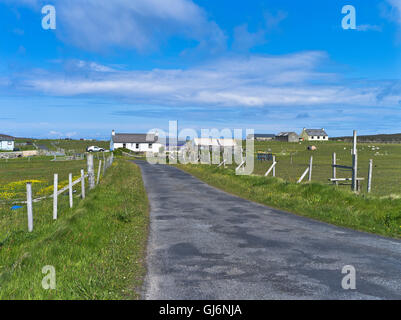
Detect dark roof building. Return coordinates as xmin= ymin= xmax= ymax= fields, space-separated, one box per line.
xmin=0 ymin=134 xmax=14 ymax=141
xmin=111 ymin=132 xmax=158 ymax=143
xmin=275 ymin=132 xmax=299 ymax=143
xmin=247 ymin=134 xmax=276 ymax=141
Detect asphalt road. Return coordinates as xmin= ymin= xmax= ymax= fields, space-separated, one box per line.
xmin=135 ymin=160 xmax=401 ymax=300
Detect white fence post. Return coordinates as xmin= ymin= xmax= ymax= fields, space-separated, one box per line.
xmin=87 ymin=154 xmax=95 ymax=190
xmin=69 ymin=173 xmax=73 ymax=208
xmin=332 ymin=152 xmax=338 ymax=186
xmin=297 ymin=167 xmax=310 ymax=184
xmin=26 ymin=182 xmax=33 ymax=232
xmin=308 ymin=156 xmax=313 ymax=182
xmin=368 ymin=159 xmax=373 ymax=193
xmin=81 ymin=169 xmax=85 ymax=199
xmin=97 ymin=160 xmax=102 ymax=185
xmin=272 ymin=155 xmax=276 ymax=177
xmin=352 ymin=130 xmax=358 ymax=192
xmin=53 ymin=174 xmax=58 ymax=220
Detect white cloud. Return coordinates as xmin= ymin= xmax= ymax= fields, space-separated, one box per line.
xmin=49 ymin=130 xmax=77 ymax=138
xmin=232 ymin=24 xmax=267 ymax=52
xmin=8 ymin=53 xmax=400 ymax=108
xmin=356 ymin=24 xmax=382 ymax=32
xmin=3 ymin=0 xmax=225 ymax=53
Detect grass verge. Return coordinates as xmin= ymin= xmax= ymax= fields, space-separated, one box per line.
xmin=176 ymin=164 xmax=401 ymax=239
xmin=0 ymin=160 xmax=149 ymax=299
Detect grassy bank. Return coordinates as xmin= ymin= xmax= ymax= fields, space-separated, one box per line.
xmin=0 ymin=160 xmax=149 ymax=299
xmin=0 ymin=156 xmax=103 ymax=200
xmin=176 ymin=164 xmax=401 ymax=239
xmin=245 ymin=140 xmax=401 ymax=196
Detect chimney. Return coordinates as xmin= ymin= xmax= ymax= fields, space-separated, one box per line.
xmin=112 ymin=130 xmax=115 ymax=136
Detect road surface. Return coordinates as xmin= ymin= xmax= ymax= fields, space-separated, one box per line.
xmin=135 ymin=161 xmax=401 ymax=300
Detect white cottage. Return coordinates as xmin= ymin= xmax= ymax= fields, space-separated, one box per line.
xmin=300 ymin=128 xmax=329 ymax=141
xmin=192 ymin=138 xmax=239 ymax=150
xmin=110 ymin=130 xmax=163 ymax=153
xmin=0 ymin=134 xmax=15 ymax=151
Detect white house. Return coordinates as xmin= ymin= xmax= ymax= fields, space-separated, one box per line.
xmin=300 ymin=128 xmax=329 ymax=141
xmin=0 ymin=134 xmax=15 ymax=151
xmin=110 ymin=130 xmax=163 ymax=153
xmin=192 ymin=138 xmax=239 ymax=150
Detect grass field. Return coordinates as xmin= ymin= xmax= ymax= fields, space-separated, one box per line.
xmin=13 ymin=138 xmax=110 ymax=154
xmin=241 ymin=140 xmax=401 ymax=197
xmin=0 ymin=156 xmax=102 ymax=201
xmin=0 ymin=159 xmax=149 ymax=299
xmin=176 ymin=164 xmax=401 ymax=239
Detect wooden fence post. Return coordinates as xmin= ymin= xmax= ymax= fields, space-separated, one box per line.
xmin=81 ymin=169 xmax=85 ymax=199
xmin=272 ymin=155 xmax=276 ymax=177
xmin=97 ymin=160 xmax=102 ymax=185
xmin=26 ymin=182 xmax=33 ymax=232
xmin=69 ymin=173 xmax=73 ymax=208
xmin=87 ymin=154 xmax=95 ymax=190
xmin=368 ymin=159 xmax=373 ymax=193
xmin=53 ymin=174 xmax=58 ymax=220
xmin=332 ymin=152 xmax=338 ymax=186
xmin=308 ymin=156 xmax=313 ymax=182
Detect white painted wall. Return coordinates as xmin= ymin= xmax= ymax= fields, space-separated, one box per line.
xmin=308 ymin=136 xmax=328 ymax=141
xmin=113 ymin=142 xmax=163 ymax=153
xmin=0 ymin=140 xmax=14 ymax=151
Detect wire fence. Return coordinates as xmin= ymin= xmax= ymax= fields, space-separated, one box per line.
xmin=2 ymin=153 xmax=114 ymax=233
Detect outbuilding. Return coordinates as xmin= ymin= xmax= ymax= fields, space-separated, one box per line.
xmin=275 ymin=132 xmax=299 ymax=143
xmin=0 ymin=134 xmax=15 ymax=151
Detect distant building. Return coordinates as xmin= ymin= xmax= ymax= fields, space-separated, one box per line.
xmin=300 ymin=128 xmax=329 ymax=141
xmin=110 ymin=130 xmax=163 ymax=153
xmin=247 ymin=134 xmax=276 ymax=141
xmin=275 ymin=132 xmax=299 ymax=143
xmin=192 ymin=138 xmax=239 ymax=151
xmin=0 ymin=134 xmax=15 ymax=151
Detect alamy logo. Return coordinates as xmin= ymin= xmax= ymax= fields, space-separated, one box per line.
xmin=146 ymin=121 xmax=255 ymax=175
xmin=342 ymin=5 xmax=356 ymax=30
xmin=341 ymin=265 xmax=356 ymax=290
xmin=42 ymin=265 xmax=56 ymax=290
xmin=42 ymin=5 xmax=56 ymax=30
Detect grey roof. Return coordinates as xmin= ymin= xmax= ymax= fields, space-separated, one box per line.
xmin=304 ymin=129 xmax=328 ymax=137
xmin=0 ymin=134 xmax=14 ymax=141
xmin=276 ymin=132 xmax=298 ymax=137
xmin=112 ymin=133 xmax=158 ymax=143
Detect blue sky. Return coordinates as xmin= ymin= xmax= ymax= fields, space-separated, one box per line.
xmin=0 ymin=0 xmax=400 ymax=139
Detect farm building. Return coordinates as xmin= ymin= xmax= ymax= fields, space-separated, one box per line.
xmin=0 ymin=134 xmax=15 ymax=151
xmin=110 ymin=130 xmax=163 ymax=153
xmin=192 ymin=138 xmax=239 ymax=151
xmin=247 ymin=134 xmax=276 ymax=141
xmin=300 ymin=128 xmax=329 ymax=141
xmin=275 ymin=132 xmax=299 ymax=143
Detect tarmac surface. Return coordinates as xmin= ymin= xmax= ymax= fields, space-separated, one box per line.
xmin=135 ymin=161 xmax=401 ymax=300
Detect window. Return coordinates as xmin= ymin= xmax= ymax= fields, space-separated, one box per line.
xmin=136 ymin=143 xmax=139 ymax=149
xmin=123 ymin=143 xmax=126 ymax=148
xmin=317 ymin=136 xmax=320 ymax=139
xmin=149 ymin=143 xmax=153 ymax=148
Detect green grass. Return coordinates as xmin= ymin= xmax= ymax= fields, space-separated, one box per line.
xmin=239 ymin=140 xmax=401 ymax=196
xmin=0 ymin=160 xmax=149 ymax=299
xmin=176 ymin=164 xmax=401 ymax=239
xmin=0 ymin=156 xmax=103 ymax=200
xmin=34 ymin=139 xmax=110 ymax=154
